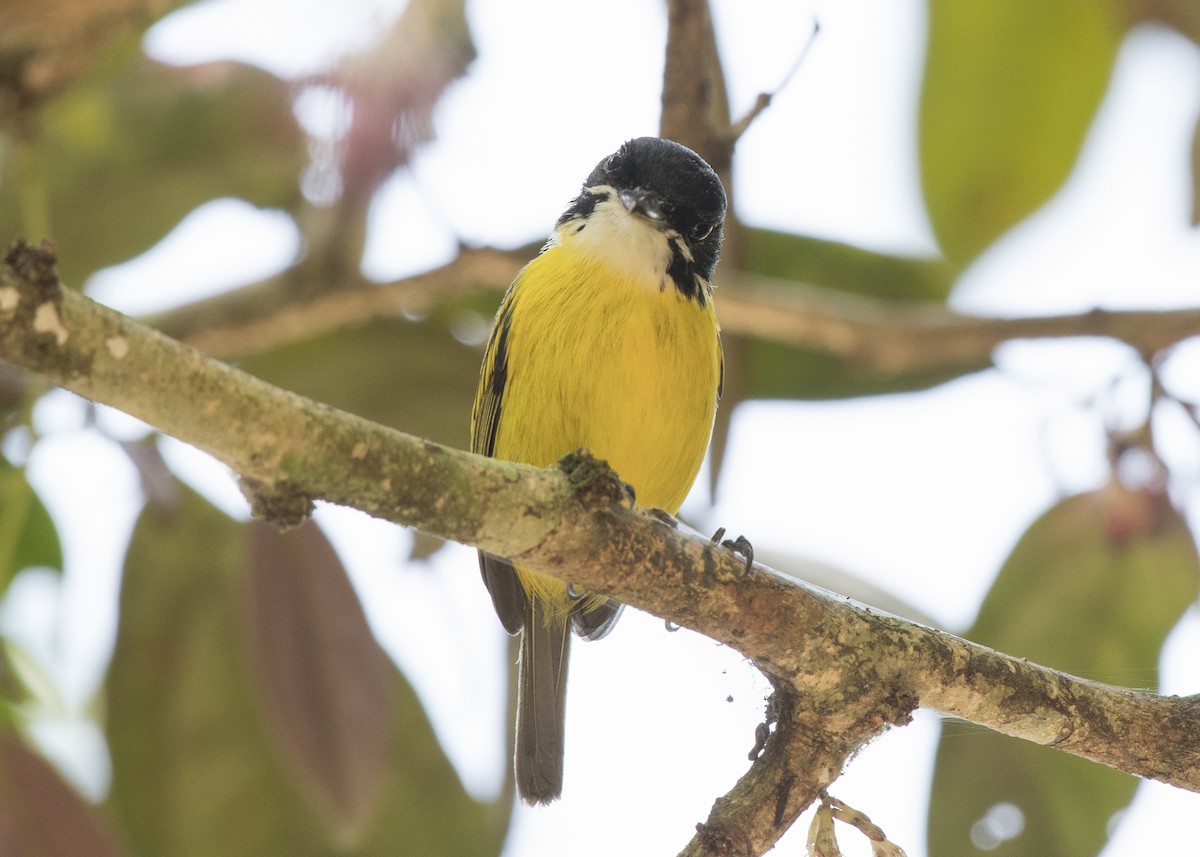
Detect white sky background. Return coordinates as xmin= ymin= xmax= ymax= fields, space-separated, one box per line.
xmin=6 ymin=1 xmax=1200 ymax=855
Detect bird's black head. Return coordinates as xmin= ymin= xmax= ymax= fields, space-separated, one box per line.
xmin=557 ymin=137 xmax=727 ymax=303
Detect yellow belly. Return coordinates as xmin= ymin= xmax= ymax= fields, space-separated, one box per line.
xmin=491 ymin=243 xmax=722 ymax=516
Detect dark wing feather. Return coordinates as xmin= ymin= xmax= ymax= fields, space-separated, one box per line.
xmin=470 ymin=286 xmax=516 ymax=459
xmin=472 ymin=288 xmax=527 ymax=635
xmin=717 ymin=332 xmax=724 ymax=400
xmin=479 ymin=554 xmax=525 ymax=635
xmin=570 ymin=599 xmax=624 ymax=641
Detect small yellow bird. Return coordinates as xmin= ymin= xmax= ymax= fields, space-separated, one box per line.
xmin=471 ymin=137 xmax=726 ymax=804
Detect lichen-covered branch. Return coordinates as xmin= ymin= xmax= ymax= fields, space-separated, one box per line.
xmin=2 ymin=241 xmax=1198 ymax=857
xmin=0 ymin=241 xmax=564 ymax=559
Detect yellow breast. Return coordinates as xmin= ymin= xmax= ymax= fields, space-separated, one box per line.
xmin=491 ymin=240 xmax=721 ymax=515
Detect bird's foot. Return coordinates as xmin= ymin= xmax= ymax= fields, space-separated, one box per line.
xmin=711 ymin=527 xmax=754 ymax=575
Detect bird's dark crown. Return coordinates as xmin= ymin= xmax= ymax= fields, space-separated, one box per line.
xmin=561 ymin=139 xmax=725 ymax=232
xmin=556 ymin=137 xmax=727 ymax=301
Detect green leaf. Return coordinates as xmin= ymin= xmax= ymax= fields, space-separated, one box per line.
xmin=928 ymin=483 xmax=1200 ymax=857
xmin=0 ymin=640 xmax=60 ymax=717
xmin=740 ymin=229 xmax=954 ymax=303
xmin=736 ymin=335 xmax=991 ymax=402
xmin=0 ymin=460 xmax=63 ymax=594
xmin=0 ymin=731 xmax=125 ymax=856
xmin=0 ymin=645 xmax=27 ymax=718
xmin=920 ymin=0 xmax=1125 ymax=265
xmin=106 ymin=486 xmax=505 ymax=857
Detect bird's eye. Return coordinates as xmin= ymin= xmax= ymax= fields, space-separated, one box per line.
xmin=603 ymin=154 xmax=621 ymax=174
xmin=691 ymin=222 xmax=714 ymax=241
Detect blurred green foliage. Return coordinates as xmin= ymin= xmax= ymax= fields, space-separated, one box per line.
xmin=0 ymin=0 xmax=1194 ymax=856
xmin=920 ymin=0 xmax=1124 ymax=265
xmin=0 ymin=458 xmax=62 ymax=593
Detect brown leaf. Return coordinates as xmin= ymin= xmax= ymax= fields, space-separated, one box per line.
xmin=243 ymin=520 xmax=393 ymax=842
xmin=1128 ymin=0 xmax=1200 ymax=48
xmin=1191 ymin=108 xmax=1200 ymax=227
xmin=0 ymin=732 xmax=125 ymax=856
xmin=107 ymin=485 xmax=496 ymax=856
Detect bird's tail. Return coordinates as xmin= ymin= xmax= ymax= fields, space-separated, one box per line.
xmin=515 ymin=598 xmax=570 ymax=805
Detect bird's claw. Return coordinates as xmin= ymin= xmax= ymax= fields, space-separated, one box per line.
xmin=710 ymin=527 xmax=754 ymax=575
xmin=648 ymin=507 xmax=678 ymax=527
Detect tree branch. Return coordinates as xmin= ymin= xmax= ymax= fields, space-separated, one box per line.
xmin=716 ymin=270 xmax=1200 ymax=371
xmin=146 ymin=246 xmax=530 ymax=357
xmin=724 ymin=20 xmax=820 ymax=147
xmin=3 ymin=241 xmax=1198 ymax=857
xmin=661 ymin=0 xmax=730 ymax=171
xmin=146 ymin=246 xmax=1200 ymax=377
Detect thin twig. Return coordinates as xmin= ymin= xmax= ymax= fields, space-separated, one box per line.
xmin=726 ymin=18 xmax=821 ymax=145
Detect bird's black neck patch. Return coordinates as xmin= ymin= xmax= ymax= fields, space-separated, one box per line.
xmin=665 ymin=235 xmax=708 ymax=306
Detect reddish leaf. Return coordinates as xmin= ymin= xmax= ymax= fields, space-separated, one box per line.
xmin=106 ymin=488 xmax=328 ymax=856
xmin=0 ymin=732 xmax=124 ymax=857
xmin=107 ymin=485 xmax=499 ymax=857
xmin=243 ymin=521 xmax=392 ymax=842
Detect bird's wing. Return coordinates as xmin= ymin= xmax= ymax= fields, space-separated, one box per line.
xmin=472 ymin=284 xmax=527 ymax=635
xmin=717 ymin=332 xmax=724 ymax=400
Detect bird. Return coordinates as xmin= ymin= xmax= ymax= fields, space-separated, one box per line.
xmin=471 ymin=136 xmax=726 ymax=804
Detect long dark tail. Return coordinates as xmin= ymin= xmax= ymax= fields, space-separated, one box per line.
xmin=515 ymin=598 xmax=570 ymax=805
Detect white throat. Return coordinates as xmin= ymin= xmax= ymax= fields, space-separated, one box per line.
xmin=552 ymin=187 xmax=676 ymax=290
